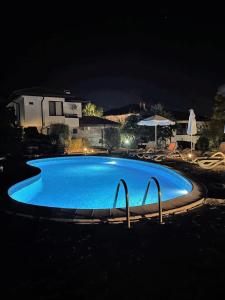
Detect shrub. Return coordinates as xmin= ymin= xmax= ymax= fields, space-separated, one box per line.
xmin=24 ymin=127 xmax=39 ymax=138
xmin=0 ymin=105 xmax=23 ymax=156
xmin=120 ymin=133 xmax=137 ymax=148
xmin=195 ymin=136 xmax=209 ymax=152
xmin=104 ymin=128 xmax=120 ymax=153
xmin=49 ymin=124 xmax=70 ymax=144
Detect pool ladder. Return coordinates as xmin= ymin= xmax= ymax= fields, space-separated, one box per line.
xmin=113 ymin=177 xmax=162 ymax=229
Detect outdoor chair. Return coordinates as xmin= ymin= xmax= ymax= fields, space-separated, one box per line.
xmin=127 ymin=148 xmax=143 ymax=158
xmin=128 ymin=143 xmax=156 ymax=158
xmin=197 ymin=156 xmax=225 ymax=169
xmin=136 ymin=146 xmax=156 ymax=159
xmin=142 ymin=142 xmax=178 ymax=161
xmin=192 ymin=142 xmax=225 ymax=164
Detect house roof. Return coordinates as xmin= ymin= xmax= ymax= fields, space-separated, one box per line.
xmin=9 ymin=87 xmax=86 ymax=103
xmin=79 ymin=116 xmax=120 ymax=127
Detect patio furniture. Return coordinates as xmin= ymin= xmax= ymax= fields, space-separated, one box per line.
xmin=128 ymin=147 xmax=152 ymax=158
xmin=136 ymin=146 xmax=156 ymax=159
xmin=187 ymin=109 xmax=197 ymax=156
xmin=197 ymin=156 xmax=225 ymax=169
xmin=142 ymin=142 xmax=177 ymax=161
xmin=192 ymin=142 xmax=225 ymax=163
xmin=128 ymin=142 xmax=156 ymax=158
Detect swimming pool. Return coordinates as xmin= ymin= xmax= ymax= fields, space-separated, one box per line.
xmin=7 ymin=156 xmax=204 ymax=222
xmin=4 ymin=156 xmax=205 ymax=223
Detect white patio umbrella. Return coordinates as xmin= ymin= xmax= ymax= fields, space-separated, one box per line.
xmin=137 ymin=115 xmax=175 ymax=148
xmin=187 ymin=109 xmax=197 ymax=154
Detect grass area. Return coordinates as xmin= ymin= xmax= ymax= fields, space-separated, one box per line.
xmin=1 ymin=205 xmax=225 ymax=299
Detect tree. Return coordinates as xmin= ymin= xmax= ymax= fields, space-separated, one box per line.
xmin=122 ymin=114 xmax=141 ymax=134
xmin=49 ymin=123 xmax=71 ymax=152
xmin=122 ymin=103 xmax=174 ymax=146
xmin=195 ymin=136 xmax=209 ymax=152
xmin=122 ymin=114 xmax=152 ymax=145
xmin=104 ymin=128 xmax=120 ymax=153
xmin=207 ymin=86 xmax=225 ymax=147
xmin=214 ymin=85 xmax=225 ymax=120
xmin=149 ymin=103 xmax=173 ymax=119
xmin=83 ymin=102 xmax=103 ymax=117
xmin=0 ymin=104 xmax=23 ymax=156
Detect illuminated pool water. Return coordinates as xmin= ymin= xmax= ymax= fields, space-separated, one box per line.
xmin=8 ymin=156 xmax=192 ymax=209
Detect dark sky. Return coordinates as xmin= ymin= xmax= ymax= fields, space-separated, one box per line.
xmin=1 ymin=5 xmax=225 ymax=115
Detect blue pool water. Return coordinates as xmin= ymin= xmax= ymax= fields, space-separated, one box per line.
xmin=8 ymin=156 xmax=192 ymax=209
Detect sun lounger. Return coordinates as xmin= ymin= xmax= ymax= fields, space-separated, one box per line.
xmin=197 ymin=157 xmax=225 ymax=169
xmin=192 ymin=142 xmax=225 ymax=163
xmin=128 ymin=146 xmax=156 ymax=158
xmin=142 ymin=142 xmax=178 ymax=161
xmin=145 ymin=147 xmax=194 ymax=162
xmin=136 ymin=147 xmax=156 ymax=159
xmin=192 ymin=151 xmax=225 ymax=163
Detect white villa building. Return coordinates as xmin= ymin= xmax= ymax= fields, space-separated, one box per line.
xmin=8 ymin=88 xmax=84 ymax=135
xmin=7 ymin=88 xmax=120 ymax=147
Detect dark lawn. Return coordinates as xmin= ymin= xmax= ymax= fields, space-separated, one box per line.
xmin=0 ymin=158 xmax=224 ymax=299
xmin=1 ymin=206 xmax=225 ymax=299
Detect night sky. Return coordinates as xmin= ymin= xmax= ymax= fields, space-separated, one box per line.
xmin=1 ymin=5 xmax=225 ymax=115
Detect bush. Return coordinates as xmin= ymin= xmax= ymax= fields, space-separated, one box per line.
xmin=120 ymin=133 xmax=137 ymax=148
xmin=0 ymin=105 xmax=23 ymax=156
xmin=195 ymin=136 xmax=209 ymax=152
xmin=104 ymin=128 xmax=120 ymax=153
xmin=49 ymin=124 xmax=70 ymax=144
xmin=24 ymin=127 xmax=39 ymax=138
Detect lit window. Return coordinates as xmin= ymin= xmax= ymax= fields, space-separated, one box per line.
xmin=49 ymin=101 xmax=63 ymax=116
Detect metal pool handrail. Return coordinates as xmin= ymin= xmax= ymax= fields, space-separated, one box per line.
xmin=113 ymin=179 xmax=130 ymax=229
xmin=142 ymin=176 xmax=163 ymax=224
